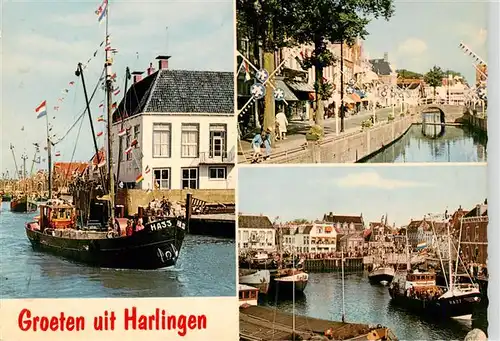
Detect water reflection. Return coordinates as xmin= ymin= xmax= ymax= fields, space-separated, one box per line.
xmin=362 ymin=125 xmax=487 ymax=163
xmin=262 ymin=272 xmax=487 ymax=340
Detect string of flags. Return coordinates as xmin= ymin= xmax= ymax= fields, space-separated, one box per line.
xmin=458 ymin=42 xmax=487 ymax=67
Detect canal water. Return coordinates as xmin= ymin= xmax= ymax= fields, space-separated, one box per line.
xmin=362 ymin=124 xmax=487 ymax=163
xmin=0 ymin=202 xmax=235 ymax=298
xmin=263 ymin=272 xmax=488 ymax=341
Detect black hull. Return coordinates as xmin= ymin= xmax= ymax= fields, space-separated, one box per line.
xmin=389 ymin=289 xmax=482 ymax=319
xmin=271 ymin=279 xmax=308 ymax=294
xmin=25 ymin=218 xmax=186 ymax=270
xmin=11 ymin=199 xmax=37 ymax=213
xmin=368 ymin=273 xmax=394 ymax=284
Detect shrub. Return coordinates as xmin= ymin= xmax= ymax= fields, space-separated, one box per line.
xmin=388 ymin=114 xmax=395 ymax=121
xmin=361 ymin=119 xmax=373 ymax=129
xmin=306 ymin=124 xmax=324 ymax=141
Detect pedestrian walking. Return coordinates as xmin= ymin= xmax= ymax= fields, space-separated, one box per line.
xmin=276 ymin=111 xmax=288 ymax=140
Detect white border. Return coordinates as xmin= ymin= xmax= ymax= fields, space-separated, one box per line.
xmin=487 ymin=1 xmax=499 ymax=339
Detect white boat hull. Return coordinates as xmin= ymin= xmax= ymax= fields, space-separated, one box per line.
xmin=239 ymin=269 xmax=271 ymax=294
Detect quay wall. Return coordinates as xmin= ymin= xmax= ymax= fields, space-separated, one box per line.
xmin=304 ymin=258 xmax=364 ymax=272
xmin=463 ymin=112 xmax=487 ymax=133
xmin=116 ymin=188 xmax=235 ymax=215
xmin=272 ymin=116 xmax=414 ymax=164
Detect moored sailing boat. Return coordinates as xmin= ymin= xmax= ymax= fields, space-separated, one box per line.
xmin=239 ymin=269 xmax=271 ymax=294
xmin=25 ymin=0 xmax=186 ymax=270
xmin=388 ymin=216 xmax=481 ymax=319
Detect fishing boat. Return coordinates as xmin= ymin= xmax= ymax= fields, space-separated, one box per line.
xmin=25 ymin=0 xmax=187 ymax=270
xmin=273 ymin=268 xmax=309 ymax=293
xmin=388 ymin=217 xmax=481 ymax=319
xmin=368 ymin=264 xmax=395 ymax=285
xmin=239 ymin=269 xmax=270 ymax=294
xmin=10 ymin=195 xmax=37 ymax=213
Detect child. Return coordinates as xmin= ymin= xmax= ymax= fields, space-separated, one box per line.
xmin=250 ymin=129 xmax=272 ymax=162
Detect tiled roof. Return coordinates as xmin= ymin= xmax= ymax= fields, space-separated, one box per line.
xmin=370 ymin=59 xmax=392 ymax=76
xmin=238 ymin=214 xmax=274 ymax=230
xmin=464 ymin=204 xmax=488 ymax=217
xmin=112 ymin=69 xmax=233 ymax=122
xmin=53 ymin=162 xmax=88 ymax=178
xmin=323 ymin=213 xmax=363 ymax=225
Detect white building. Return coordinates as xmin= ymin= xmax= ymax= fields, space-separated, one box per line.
xmin=282 ymin=224 xmax=312 ymax=254
xmin=309 ymin=222 xmax=337 ymax=253
xmin=110 ymin=56 xmax=236 ymax=190
xmin=238 ymin=214 xmax=276 ymax=251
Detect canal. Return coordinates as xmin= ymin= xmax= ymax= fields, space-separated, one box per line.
xmin=262 ymin=272 xmax=488 ymax=340
xmin=0 ymin=202 xmax=236 ymax=298
xmin=361 ymin=124 xmax=487 ymax=163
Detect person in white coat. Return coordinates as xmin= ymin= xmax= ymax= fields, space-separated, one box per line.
xmin=276 ymin=111 xmax=288 ymax=140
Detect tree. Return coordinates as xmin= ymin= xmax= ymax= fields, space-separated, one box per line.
xmin=290 ymin=0 xmax=394 ymax=131
xmin=237 ymin=0 xmax=296 ymax=141
xmin=424 ymin=65 xmax=445 ymax=99
xmin=396 ymin=69 xmax=423 ymax=79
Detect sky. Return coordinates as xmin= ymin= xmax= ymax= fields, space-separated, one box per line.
xmin=362 ymin=0 xmax=488 ymax=84
xmin=0 ymin=0 xmax=234 ymax=178
xmin=238 ymin=165 xmax=487 ymax=227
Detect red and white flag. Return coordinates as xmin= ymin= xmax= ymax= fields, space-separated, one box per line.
xmin=114 ymin=89 xmax=120 ymax=96
xmin=125 ymin=146 xmax=133 ymax=154
xmin=55 ymin=151 xmax=61 ymax=157
xmin=131 ymin=139 xmax=138 ymax=147
xmin=96 ymin=131 xmax=103 ymax=137
xmin=145 ymin=165 xmax=150 ymax=174
xmin=118 ymin=129 xmax=126 ymax=137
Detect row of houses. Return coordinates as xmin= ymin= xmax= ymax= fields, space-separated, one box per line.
xmin=238 ymin=212 xmax=393 ymax=254
xmin=238 ymin=202 xmax=488 ymax=264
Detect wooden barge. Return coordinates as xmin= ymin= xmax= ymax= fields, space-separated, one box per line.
xmin=240 ymin=305 xmax=398 ymax=341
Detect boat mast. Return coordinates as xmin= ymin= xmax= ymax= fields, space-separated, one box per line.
xmin=405 ymin=225 xmax=410 ymax=271
xmin=104 ymin=0 xmax=116 ymax=224
xmin=75 ymin=62 xmax=106 ymax=191
xmin=341 ymin=246 xmax=345 ymax=322
xmin=10 ymin=144 xmax=20 ymax=180
xmin=21 ymin=153 xmax=28 ymax=192
xmin=45 ymin=113 xmax=53 ymax=199
xmin=455 ymin=217 xmax=463 ymax=278
xmin=446 ymin=219 xmax=454 ymax=291
xmin=116 ymin=67 xmax=130 ymax=184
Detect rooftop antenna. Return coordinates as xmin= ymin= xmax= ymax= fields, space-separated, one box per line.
xmin=165 ymin=26 xmax=169 ymax=55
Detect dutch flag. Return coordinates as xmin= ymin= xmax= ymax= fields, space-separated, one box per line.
xmin=35 ymin=100 xmax=47 ymax=119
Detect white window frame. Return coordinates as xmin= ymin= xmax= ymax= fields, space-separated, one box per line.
xmin=209 ymin=124 xmax=227 ymax=158
xmin=181 ymin=124 xmax=199 ymax=158
xmin=181 ymin=167 xmax=198 ymax=189
xmin=208 ymin=167 xmax=227 ymax=180
xmin=153 ymin=168 xmax=171 ymax=189
xmin=153 ymin=123 xmax=171 ymax=158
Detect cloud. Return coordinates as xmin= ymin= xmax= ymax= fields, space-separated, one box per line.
xmin=397 ymin=38 xmax=428 ymax=56
xmin=333 ymin=171 xmax=433 ymax=190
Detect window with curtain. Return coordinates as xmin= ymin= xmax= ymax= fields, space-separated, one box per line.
xmin=153 ymin=123 xmax=171 ymax=158
xmin=209 ymin=124 xmax=227 ymax=157
xmin=181 ymin=124 xmax=199 ymax=157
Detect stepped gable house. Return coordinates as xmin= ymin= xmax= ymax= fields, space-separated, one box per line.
xmin=238 ymin=214 xmax=276 ymax=251
xmin=111 ymin=55 xmax=235 ymax=190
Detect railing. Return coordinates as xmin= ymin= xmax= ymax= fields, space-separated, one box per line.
xmin=198 ymin=149 xmax=236 ymax=164
xmin=190 ymin=196 xmax=235 ymax=215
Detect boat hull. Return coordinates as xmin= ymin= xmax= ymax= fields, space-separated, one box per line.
xmin=389 ymin=289 xmax=481 ymax=319
xmin=272 ymin=272 xmax=309 ymax=294
xmin=368 ymin=267 xmax=395 ymax=284
xmin=239 ymin=269 xmax=271 ymax=294
xmin=11 ymin=198 xmax=37 ymax=213
xmin=25 ymin=217 xmax=186 ymax=270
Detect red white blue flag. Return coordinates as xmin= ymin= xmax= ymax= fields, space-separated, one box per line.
xmin=35 ymin=100 xmax=47 ymax=119
xmin=95 ymin=0 xmax=108 ymax=23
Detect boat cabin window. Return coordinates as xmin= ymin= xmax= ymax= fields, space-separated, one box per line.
xmin=239 ymin=290 xmax=257 ymax=300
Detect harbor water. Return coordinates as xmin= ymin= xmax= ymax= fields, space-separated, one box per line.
xmin=0 ymin=202 xmax=235 ymax=298
xmin=363 ymin=124 xmax=487 ymax=163
xmin=262 ymin=272 xmax=488 ymax=340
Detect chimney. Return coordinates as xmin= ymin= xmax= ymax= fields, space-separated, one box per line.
xmin=131 ymin=71 xmax=144 ymax=84
xmin=156 ymin=55 xmax=171 ymax=70
xmin=147 ymin=62 xmax=155 ymax=76
xmin=383 ymin=52 xmax=389 ymax=62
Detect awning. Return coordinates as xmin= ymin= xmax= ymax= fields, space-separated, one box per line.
xmin=286 ymin=80 xmax=315 ymax=93
xmin=343 ymin=96 xmax=355 ymax=104
xmin=274 ymin=79 xmax=299 ymax=101
xmin=350 ymin=93 xmax=361 ymax=102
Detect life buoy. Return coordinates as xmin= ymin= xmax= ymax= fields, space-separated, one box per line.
xmin=106 ymin=231 xmax=114 ymax=239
